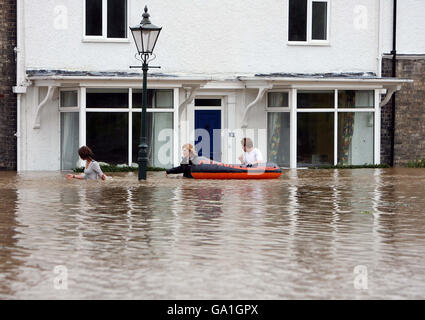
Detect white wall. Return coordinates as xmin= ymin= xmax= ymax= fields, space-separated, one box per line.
xmin=382 ymin=0 xmax=425 ymax=54
xmin=24 ymin=0 xmax=382 ymax=75
xmin=21 ymin=87 xmax=61 ymax=171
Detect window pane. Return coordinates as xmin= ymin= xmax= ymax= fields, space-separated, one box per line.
xmin=132 ymin=89 xmax=154 ymax=108
xmin=156 ymin=90 xmax=174 ymax=108
xmin=194 ymin=99 xmax=222 ymax=107
xmin=288 ymin=0 xmax=307 ymax=41
xmin=312 ymin=1 xmax=327 ymax=40
xmin=107 ymin=0 xmax=127 ymax=38
xmin=297 ymin=113 xmax=334 ymax=167
xmin=86 ymin=112 xmax=128 ymax=165
xmin=268 ymin=112 xmax=290 ymax=167
xmin=87 ymin=89 xmax=128 ymax=108
xmin=86 ymin=0 xmax=102 ymax=36
xmin=61 ymin=113 xmax=79 ymax=170
xmin=338 ymin=90 xmax=374 ymax=108
xmin=268 ymin=92 xmax=289 ymax=108
xmin=60 ymin=91 xmax=78 ymax=108
xmin=338 ymin=112 xmax=374 ymax=165
xmin=297 ymin=90 xmax=334 ymax=108
xmin=133 ymin=112 xmax=174 ymax=168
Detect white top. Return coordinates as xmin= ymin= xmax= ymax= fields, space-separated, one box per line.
xmin=242 ymin=148 xmax=264 ymax=165
xmin=83 ymin=161 xmax=104 ymax=180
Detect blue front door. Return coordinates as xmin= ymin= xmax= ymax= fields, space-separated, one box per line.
xmin=195 ymin=110 xmax=221 ymax=161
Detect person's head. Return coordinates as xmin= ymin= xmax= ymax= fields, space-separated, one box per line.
xmin=182 ymin=143 xmax=197 ymax=158
xmin=78 ymin=146 xmax=95 ymax=161
xmin=241 ymin=138 xmax=254 ymax=152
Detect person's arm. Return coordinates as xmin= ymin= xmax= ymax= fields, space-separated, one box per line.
xmin=238 ymin=154 xmax=245 ymax=164
xmin=66 ymin=174 xmax=85 ymax=180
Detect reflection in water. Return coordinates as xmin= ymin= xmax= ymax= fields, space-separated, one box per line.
xmin=0 ymin=169 xmax=425 ymax=299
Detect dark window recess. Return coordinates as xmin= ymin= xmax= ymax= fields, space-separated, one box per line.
xmin=86 ymin=112 xmax=128 ymax=165
xmin=288 ymin=0 xmax=307 ymax=41
xmin=194 ymin=99 xmax=222 ymax=107
xmin=107 ymin=0 xmax=127 ymax=38
xmin=86 ymin=89 xmax=129 ymax=108
xmin=86 ymin=0 xmax=102 ymax=36
xmin=132 ymin=90 xmax=154 ymax=108
xmin=312 ymin=2 xmax=327 ymax=40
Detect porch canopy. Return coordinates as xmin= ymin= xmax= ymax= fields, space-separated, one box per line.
xmin=26 ymin=69 xmax=412 ymax=129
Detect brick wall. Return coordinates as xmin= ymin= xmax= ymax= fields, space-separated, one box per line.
xmin=381 ymin=56 xmax=425 ymax=166
xmin=0 ymin=0 xmax=17 ymax=170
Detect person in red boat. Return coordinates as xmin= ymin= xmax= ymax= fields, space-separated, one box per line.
xmin=238 ymin=137 xmax=264 ymax=166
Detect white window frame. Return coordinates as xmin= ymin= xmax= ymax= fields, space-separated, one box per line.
xmin=59 ymin=86 xmax=177 ymax=169
xmin=287 ymin=0 xmax=331 ymax=46
xmin=83 ymin=0 xmax=130 ymax=43
xmin=265 ymin=96 xmax=291 ymax=168
xmin=266 ymin=88 xmax=379 ymax=168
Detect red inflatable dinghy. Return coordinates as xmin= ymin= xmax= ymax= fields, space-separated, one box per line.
xmin=191 ymin=160 xmax=282 ymax=180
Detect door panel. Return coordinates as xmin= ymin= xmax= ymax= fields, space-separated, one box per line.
xmin=195 ymin=110 xmax=221 ymax=161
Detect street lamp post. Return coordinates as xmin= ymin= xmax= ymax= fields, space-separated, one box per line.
xmin=130 ymin=6 xmax=162 ymax=180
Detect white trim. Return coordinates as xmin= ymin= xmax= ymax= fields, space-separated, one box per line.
xmin=334 ymin=89 xmax=338 ymax=165
xmin=336 ymin=108 xmax=376 ymax=112
xmin=128 ymin=88 xmax=132 ymax=166
xmin=290 ymin=88 xmax=297 ymax=169
xmin=374 ymin=89 xmax=381 ymax=165
xmin=132 ymin=108 xmax=174 ymax=113
xmin=173 ymin=88 xmax=180 ymax=166
xmin=297 ymin=108 xmax=335 ymax=112
xmin=102 ymin=0 xmax=107 ymax=38
xmin=78 ymin=88 xmax=87 ymax=168
xmin=82 ymin=38 xmax=131 ymax=43
xmin=86 ymin=108 xmax=130 ymax=112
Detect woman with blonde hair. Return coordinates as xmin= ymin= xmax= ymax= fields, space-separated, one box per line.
xmin=165 ymin=143 xmax=200 ymax=178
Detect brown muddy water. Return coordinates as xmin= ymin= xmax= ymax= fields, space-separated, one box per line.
xmin=0 ymin=169 xmax=425 ymax=299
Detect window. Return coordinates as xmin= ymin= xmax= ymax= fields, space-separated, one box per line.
xmin=288 ymin=0 xmax=329 ymax=44
xmin=60 ymin=91 xmax=78 ymax=108
xmin=297 ymin=90 xmax=334 ymax=108
xmin=87 ymin=88 xmax=129 ymax=109
xmin=61 ymin=113 xmax=79 ymax=170
xmin=132 ymin=112 xmax=174 ymax=168
xmin=267 ymin=92 xmax=289 ymax=108
xmin=84 ymin=0 xmax=128 ymax=39
xmin=338 ymin=90 xmax=374 ymax=109
xmin=194 ymin=99 xmax=222 ymax=107
xmin=337 ymin=112 xmax=374 ymax=165
xmin=133 ymin=89 xmax=174 ymax=109
xmin=268 ymin=112 xmax=290 ymax=167
xmin=86 ymin=112 xmax=129 ymax=165
xmin=297 ymin=112 xmax=334 ymax=167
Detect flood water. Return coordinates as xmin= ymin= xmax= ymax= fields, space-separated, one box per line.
xmin=1 ymin=168 xmax=425 ymax=299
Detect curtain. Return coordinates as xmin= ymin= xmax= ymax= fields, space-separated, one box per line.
xmin=61 ymin=113 xmax=79 ymax=170
xmin=339 ymin=92 xmax=355 ymax=164
xmin=268 ymin=113 xmax=281 ymax=163
xmin=148 ymin=113 xmax=173 ymax=168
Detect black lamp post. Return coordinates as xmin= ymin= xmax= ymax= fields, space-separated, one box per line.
xmin=130 ymin=6 xmax=162 ymax=180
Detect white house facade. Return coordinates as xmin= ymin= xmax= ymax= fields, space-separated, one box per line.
xmin=13 ymin=0 xmax=423 ymax=171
